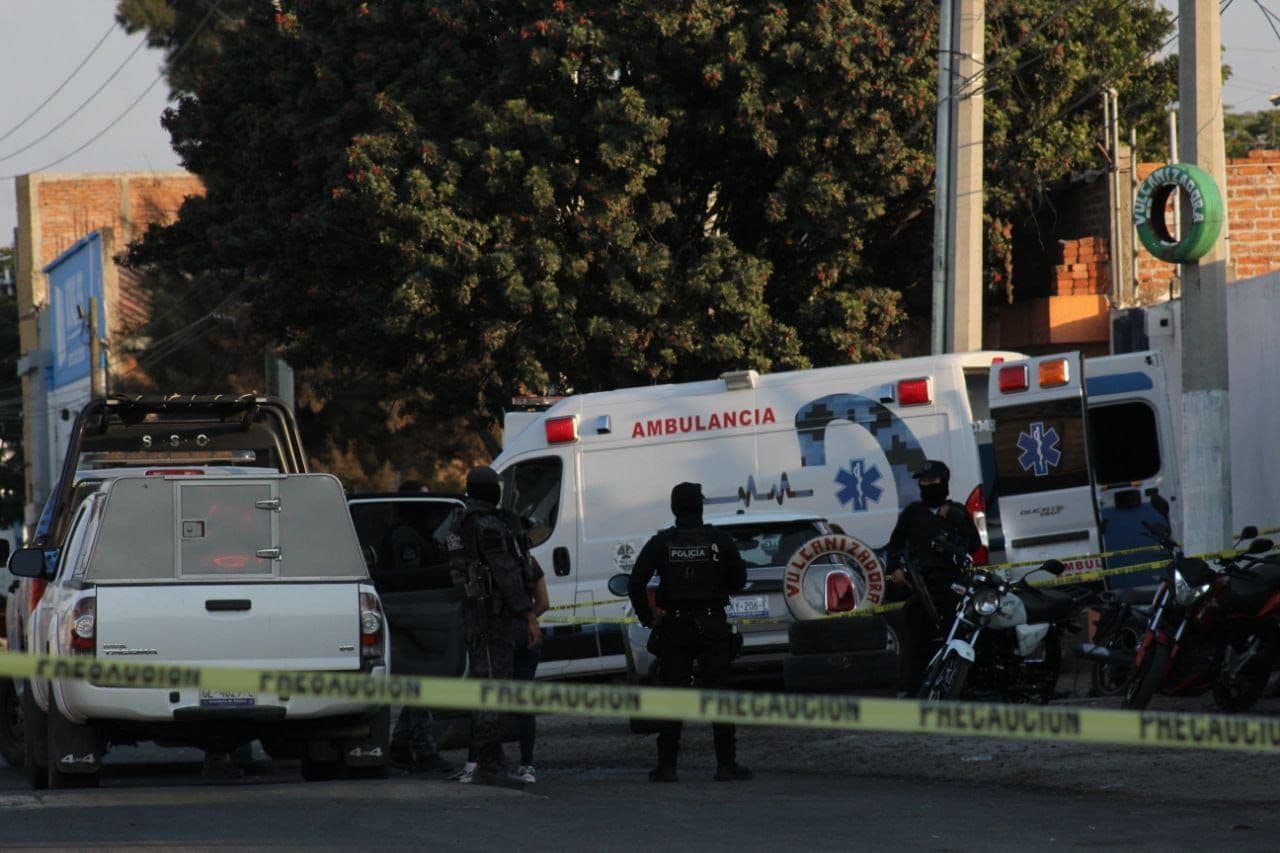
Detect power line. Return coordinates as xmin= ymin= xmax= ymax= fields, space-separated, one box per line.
xmin=0 ymin=0 xmax=226 ymax=180
xmin=0 ymin=20 xmax=118 ymax=146
xmin=0 ymin=33 xmax=149 ymax=164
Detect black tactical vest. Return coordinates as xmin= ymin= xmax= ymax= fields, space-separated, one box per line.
xmin=657 ymin=526 xmax=723 ymax=604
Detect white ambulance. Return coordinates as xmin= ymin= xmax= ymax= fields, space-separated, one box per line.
xmin=492 ymin=352 xmax=1022 ymax=677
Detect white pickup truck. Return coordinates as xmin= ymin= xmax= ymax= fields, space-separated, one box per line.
xmin=10 ymin=472 xmax=390 ymax=788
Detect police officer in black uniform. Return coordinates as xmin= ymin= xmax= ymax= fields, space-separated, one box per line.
xmin=628 ymin=482 xmax=750 ymax=783
xmin=885 ymin=460 xmax=982 ymax=694
xmin=447 ymin=466 xmax=539 ymax=787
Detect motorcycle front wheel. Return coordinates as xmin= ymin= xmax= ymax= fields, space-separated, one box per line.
xmin=917 ymin=655 xmax=970 ymax=701
xmin=1122 ymin=642 xmax=1169 ymax=710
xmin=1213 ymin=645 xmax=1273 ymax=713
xmin=1090 ymin=624 xmax=1141 ymax=698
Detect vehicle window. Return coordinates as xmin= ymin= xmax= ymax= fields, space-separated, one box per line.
xmin=70 ymin=496 xmax=106 ymax=581
xmin=992 ymin=399 xmax=1091 ymax=497
xmin=721 ymin=521 xmax=834 ymax=570
xmin=500 ymin=457 xmax=562 ymax=547
xmin=349 ymin=500 xmax=461 ymax=592
xmin=56 ymin=503 xmax=93 ymax=582
xmin=1088 ymin=402 xmax=1160 ymax=485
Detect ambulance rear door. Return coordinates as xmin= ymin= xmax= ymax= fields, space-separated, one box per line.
xmin=988 ymin=353 xmax=1101 ymax=578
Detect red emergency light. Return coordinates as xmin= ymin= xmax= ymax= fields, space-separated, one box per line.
xmin=998 ymin=365 xmax=1029 ymax=393
xmin=897 ymin=378 xmax=932 ymax=406
xmin=545 ymin=416 xmax=578 ymax=444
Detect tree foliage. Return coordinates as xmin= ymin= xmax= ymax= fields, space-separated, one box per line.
xmin=123 ymin=0 xmax=1176 ymax=451
xmin=1225 ymin=110 xmax=1280 ymax=159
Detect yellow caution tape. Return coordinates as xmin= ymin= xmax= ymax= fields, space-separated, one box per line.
xmin=9 ymin=650 xmax=1280 ymax=754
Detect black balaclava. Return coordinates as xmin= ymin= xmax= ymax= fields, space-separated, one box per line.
xmin=466 ymin=466 xmax=502 ymax=505
xmin=920 ymin=481 xmax=949 ymax=508
xmin=670 ymin=482 xmax=704 ymax=526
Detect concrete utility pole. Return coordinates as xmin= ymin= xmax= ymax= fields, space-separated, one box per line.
xmin=931 ymin=0 xmax=985 ymax=354
xmin=930 ymin=0 xmax=955 ymax=355
xmin=948 ymin=0 xmax=985 ymax=352
xmin=1178 ymin=0 xmax=1232 ymax=554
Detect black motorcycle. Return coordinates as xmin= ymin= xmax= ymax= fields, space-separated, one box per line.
xmin=1077 ymin=591 xmax=1150 ymax=697
xmin=917 ymin=552 xmax=1087 ymax=703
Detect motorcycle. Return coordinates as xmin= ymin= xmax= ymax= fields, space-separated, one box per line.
xmin=1123 ymin=495 xmax=1280 ymax=712
xmin=916 ymin=541 xmax=1087 ymax=703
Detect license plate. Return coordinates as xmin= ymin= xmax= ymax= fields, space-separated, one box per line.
xmin=199 ymin=690 xmax=256 ymax=708
xmin=726 ymin=595 xmax=769 ymax=618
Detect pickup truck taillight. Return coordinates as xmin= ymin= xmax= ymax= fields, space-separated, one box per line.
xmin=67 ymin=596 xmax=96 ymax=655
xmin=359 ymin=591 xmax=384 ymax=671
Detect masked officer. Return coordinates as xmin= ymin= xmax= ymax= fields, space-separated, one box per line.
xmin=447 ymin=466 xmax=540 ymax=787
xmin=628 ymin=482 xmax=750 ymax=783
xmin=885 ymin=460 xmax=982 ymax=693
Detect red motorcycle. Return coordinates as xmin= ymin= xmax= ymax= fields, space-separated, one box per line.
xmin=1123 ymin=496 xmax=1280 ymax=712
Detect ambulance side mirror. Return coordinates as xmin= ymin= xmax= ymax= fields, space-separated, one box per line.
xmin=1151 ymin=494 xmax=1171 ymax=519
xmin=607 ymin=574 xmax=630 ymax=597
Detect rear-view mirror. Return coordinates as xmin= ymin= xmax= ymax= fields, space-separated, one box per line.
xmin=1241 ymin=525 xmax=1260 ymax=540
xmin=607 ymin=573 xmax=630 ymax=597
xmin=9 ymin=548 xmax=49 ymax=579
xmin=1248 ymin=538 xmax=1273 ymax=554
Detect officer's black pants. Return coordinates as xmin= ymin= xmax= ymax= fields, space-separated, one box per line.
xmin=652 ymin=611 xmax=737 ymax=768
xmin=465 ymin=628 xmax=515 ymax=769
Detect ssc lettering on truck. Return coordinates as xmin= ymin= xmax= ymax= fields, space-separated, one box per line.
xmin=630 ymin=408 xmax=777 ymax=439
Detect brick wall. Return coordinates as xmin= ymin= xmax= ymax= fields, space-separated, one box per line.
xmin=1135 ymin=151 xmax=1280 ymax=303
xmin=15 ymin=171 xmax=204 ymax=349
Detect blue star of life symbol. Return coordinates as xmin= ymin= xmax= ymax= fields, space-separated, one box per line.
xmin=835 ymin=459 xmax=883 ymax=511
xmin=1016 ymin=421 xmax=1062 ymax=477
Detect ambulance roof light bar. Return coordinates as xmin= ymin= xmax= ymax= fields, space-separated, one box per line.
xmin=1038 ymin=358 xmax=1070 ymax=388
xmin=545 ymin=416 xmax=578 ymax=444
xmin=998 ymin=364 xmax=1029 ymax=393
xmin=896 ymin=377 xmax=932 ymax=406
xmin=721 ymin=370 xmax=759 ymax=391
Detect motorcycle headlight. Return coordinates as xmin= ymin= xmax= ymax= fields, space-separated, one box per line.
xmin=973 ymin=588 xmax=1001 ymax=617
xmin=1174 ymin=573 xmax=1201 ymax=606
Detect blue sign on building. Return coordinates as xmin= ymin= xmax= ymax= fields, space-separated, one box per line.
xmin=44 ymin=232 xmax=105 ymax=390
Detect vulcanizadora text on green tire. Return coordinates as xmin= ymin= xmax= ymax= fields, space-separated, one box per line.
xmin=1133 ymin=162 xmax=1224 ymax=263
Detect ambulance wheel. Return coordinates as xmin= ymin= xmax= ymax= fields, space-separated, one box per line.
xmin=788 ymin=616 xmax=889 ymax=655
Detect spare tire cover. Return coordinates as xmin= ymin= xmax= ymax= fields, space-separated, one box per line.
xmin=783 ymin=534 xmax=887 ymax=620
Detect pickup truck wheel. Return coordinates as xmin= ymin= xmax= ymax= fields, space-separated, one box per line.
xmin=0 ymin=678 xmax=25 ymax=769
xmin=22 ymin=681 xmax=47 ymax=790
xmin=47 ymin=700 xmax=100 ymax=789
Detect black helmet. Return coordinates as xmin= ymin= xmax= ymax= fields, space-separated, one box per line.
xmin=466 ymin=466 xmax=502 ymax=504
xmin=912 ymin=459 xmax=950 ymax=482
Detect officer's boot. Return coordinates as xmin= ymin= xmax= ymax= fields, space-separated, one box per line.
xmin=712 ymin=723 xmax=751 ymax=781
xmin=650 ymin=726 xmax=679 ymax=782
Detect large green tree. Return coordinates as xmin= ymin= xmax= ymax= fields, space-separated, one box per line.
xmin=123 ymin=0 xmax=1175 ymax=453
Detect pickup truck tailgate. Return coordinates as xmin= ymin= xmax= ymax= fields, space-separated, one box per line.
xmin=95 ymin=584 xmax=361 ymax=670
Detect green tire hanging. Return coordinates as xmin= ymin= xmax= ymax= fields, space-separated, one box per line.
xmin=1133 ymin=163 xmax=1224 ymax=263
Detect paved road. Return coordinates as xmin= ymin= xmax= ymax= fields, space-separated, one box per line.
xmin=1 ymin=706 xmax=1279 ymax=851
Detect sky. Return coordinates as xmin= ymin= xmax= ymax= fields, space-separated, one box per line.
xmin=0 ymin=0 xmax=1277 ymax=243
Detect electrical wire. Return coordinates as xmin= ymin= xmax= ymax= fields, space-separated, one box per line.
xmin=0 ymin=20 xmax=118 ymax=146
xmin=0 ymin=0 xmax=226 ymax=179
xmin=0 ymin=34 xmax=149 ymax=163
